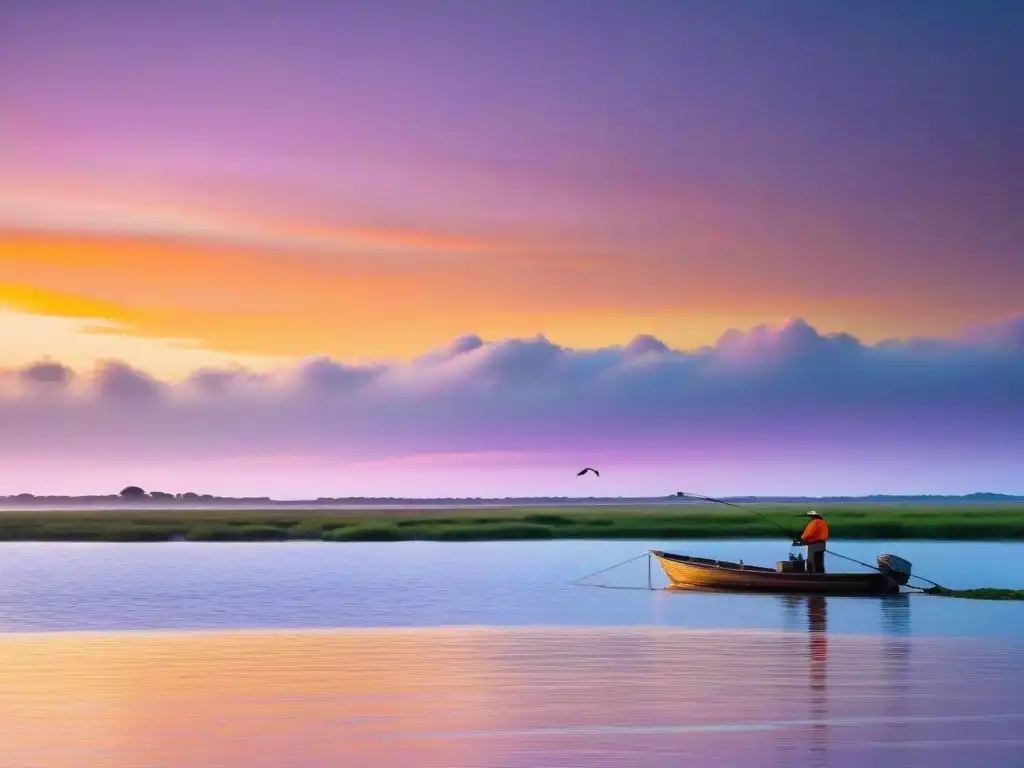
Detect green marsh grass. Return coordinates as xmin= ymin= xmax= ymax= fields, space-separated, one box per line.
xmin=0 ymin=503 xmax=1022 ymax=543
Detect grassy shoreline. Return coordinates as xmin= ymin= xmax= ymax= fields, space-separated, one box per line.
xmin=0 ymin=503 xmax=1023 ymax=543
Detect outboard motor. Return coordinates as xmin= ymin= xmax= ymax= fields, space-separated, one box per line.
xmin=877 ymin=553 xmax=913 ymax=586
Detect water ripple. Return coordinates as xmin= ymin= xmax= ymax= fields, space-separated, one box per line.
xmin=0 ymin=628 xmax=1022 ymax=767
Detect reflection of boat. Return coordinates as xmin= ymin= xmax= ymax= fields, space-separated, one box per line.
xmin=650 ymin=550 xmax=902 ymax=596
xmin=806 ymin=595 xmax=829 ymax=768
xmin=881 ymin=592 xmax=911 ymax=634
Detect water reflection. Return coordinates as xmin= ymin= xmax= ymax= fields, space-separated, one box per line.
xmin=774 ymin=595 xmax=918 ymax=768
xmin=882 ymin=593 xmax=912 ymax=635
xmin=808 ymin=596 xmax=829 ymax=767
xmin=0 ymin=627 xmax=1021 ymax=767
xmin=880 ymin=595 xmax=913 ymax=757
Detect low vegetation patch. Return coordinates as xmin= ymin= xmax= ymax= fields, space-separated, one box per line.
xmin=923 ymin=586 xmax=1024 ymax=601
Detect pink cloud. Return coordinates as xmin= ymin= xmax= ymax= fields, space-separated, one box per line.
xmin=1 ymin=317 xmax=1021 ymax=495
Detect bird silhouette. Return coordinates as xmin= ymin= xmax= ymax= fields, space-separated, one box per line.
xmin=577 ymin=467 xmax=600 ymax=477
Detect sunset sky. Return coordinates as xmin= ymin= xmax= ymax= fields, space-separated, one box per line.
xmin=1 ymin=0 xmax=1021 ymax=497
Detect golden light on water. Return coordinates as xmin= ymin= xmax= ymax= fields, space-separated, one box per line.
xmin=0 ymin=626 xmax=1021 ymax=767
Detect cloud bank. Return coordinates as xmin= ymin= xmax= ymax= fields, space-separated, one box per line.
xmin=2 ymin=318 xmax=1021 ymax=479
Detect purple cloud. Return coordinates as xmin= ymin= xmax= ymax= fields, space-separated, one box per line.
xmin=960 ymin=317 xmax=1024 ymax=351
xmin=93 ymin=361 xmax=163 ymax=402
xmin=0 ymin=318 xmax=1021 ymax=473
xmin=293 ymin=357 xmax=382 ymax=395
xmin=19 ymin=361 xmax=75 ymax=388
xmin=623 ymin=334 xmax=671 ymax=358
xmin=415 ymin=334 xmax=485 ymax=365
xmin=185 ymin=367 xmax=266 ymax=397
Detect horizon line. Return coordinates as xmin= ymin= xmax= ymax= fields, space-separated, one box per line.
xmin=1 ymin=492 xmax=1020 ymax=504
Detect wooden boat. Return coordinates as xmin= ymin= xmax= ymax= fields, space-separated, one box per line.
xmin=650 ymin=550 xmax=901 ymax=596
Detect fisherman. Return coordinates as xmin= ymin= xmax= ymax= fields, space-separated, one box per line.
xmin=794 ymin=511 xmax=829 ymax=574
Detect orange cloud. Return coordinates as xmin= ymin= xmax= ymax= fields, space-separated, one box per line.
xmin=0 ymin=226 xmax=684 ymax=360
xmin=0 ymin=219 xmax=1014 ymax=365
xmin=1 ymin=228 xmax=457 ymax=358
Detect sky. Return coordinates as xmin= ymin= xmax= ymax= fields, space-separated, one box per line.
xmin=0 ymin=0 xmax=1021 ymax=497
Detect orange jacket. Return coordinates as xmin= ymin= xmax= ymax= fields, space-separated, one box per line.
xmin=800 ymin=518 xmax=829 ymax=545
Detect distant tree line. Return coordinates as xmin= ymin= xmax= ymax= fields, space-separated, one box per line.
xmin=118 ymin=487 xmax=269 ymax=501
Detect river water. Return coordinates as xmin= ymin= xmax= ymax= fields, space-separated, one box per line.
xmin=1 ymin=540 xmax=1022 ymax=766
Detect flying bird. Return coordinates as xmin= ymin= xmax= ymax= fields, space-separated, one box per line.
xmin=577 ymin=467 xmax=600 ymax=477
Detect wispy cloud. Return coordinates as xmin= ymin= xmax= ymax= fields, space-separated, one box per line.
xmin=0 ymin=195 xmax=498 ymax=258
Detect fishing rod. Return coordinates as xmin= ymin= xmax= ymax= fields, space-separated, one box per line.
xmin=568 ymin=481 xmax=1006 ymax=598
xmin=675 ymin=491 xmax=798 ymax=540
xmin=581 ymin=472 xmax=957 ymax=593
xmin=676 ymin=490 xmax=947 ymax=588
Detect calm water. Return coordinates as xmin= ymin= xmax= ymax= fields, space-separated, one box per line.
xmin=1 ymin=540 xmax=1023 ymax=766
xmin=0 ymin=539 xmax=1022 ymax=635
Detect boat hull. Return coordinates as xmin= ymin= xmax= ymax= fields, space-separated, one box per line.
xmin=651 ymin=550 xmax=899 ymax=596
